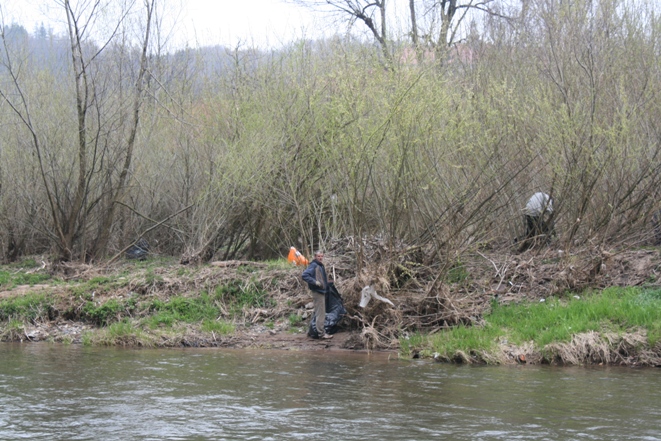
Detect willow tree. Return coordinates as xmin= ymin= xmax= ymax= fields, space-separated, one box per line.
xmin=0 ymin=0 xmax=156 ymax=261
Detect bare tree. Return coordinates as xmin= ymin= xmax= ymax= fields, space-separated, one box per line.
xmin=295 ymin=0 xmax=504 ymax=66
xmin=85 ymin=0 xmax=156 ymax=260
xmin=0 ymin=0 xmax=156 ymax=261
xmin=293 ymin=0 xmax=392 ymax=66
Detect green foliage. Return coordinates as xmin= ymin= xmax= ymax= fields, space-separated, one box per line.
xmin=429 ymin=324 xmax=504 ymax=358
xmin=446 ymin=261 xmax=469 ymax=284
xmin=0 ymin=270 xmax=52 ymax=289
xmin=214 ymin=279 xmax=273 ymax=316
xmin=0 ymin=318 xmax=26 ymax=341
xmin=144 ymin=268 xmax=163 ymax=285
xmin=201 ymin=319 xmax=235 ymax=334
xmin=82 ymin=299 xmax=127 ymax=326
xmin=87 ymin=276 xmax=114 ymax=287
xmin=399 ymin=332 xmax=427 ymax=358
xmin=145 ymin=293 xmax=221 ymax=328
xmin=87 ymin=320 xmax=152 ymax=347
xmin=176 ymin=267 xmax=189 ymax=277
xmin=106 ymin=320 xmax=139 ymax=339
xmin=418 ymin=287 xmax=661 ymax=359
xmin=264 ymin=259 xmax=294 ymax=270
xmin=5 ymin=258 xmax=40 ymax=269
xmin=0 ymin=293 xmax=52 ymax=321
xmin=81 ymin=331 xmax=93 ymax=346
xmin=67 ymin=275 xmax=130 ymax=300
xmin=288 ymin=313 xmax=303 ymax=327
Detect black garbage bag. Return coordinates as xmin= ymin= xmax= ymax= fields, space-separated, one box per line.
xmin=125 ymin=238 xmax=150 ymax=260
xmin=308 ymin=283 xmax=347 ymax=339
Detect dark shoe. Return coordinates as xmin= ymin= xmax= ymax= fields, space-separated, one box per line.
xmin=321 ymin=333 xmax=334 ymax=339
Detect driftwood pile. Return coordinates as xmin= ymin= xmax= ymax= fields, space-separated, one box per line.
xmin=320 ymin=237 xmax=661 ymax=349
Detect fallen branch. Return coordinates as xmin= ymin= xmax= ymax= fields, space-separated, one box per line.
xmin=106 ymin=204 xmax=194 ymax=265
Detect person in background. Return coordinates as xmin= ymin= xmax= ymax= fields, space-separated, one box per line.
xmin=302 ymin=251 xmax=334 ymax=339
xmin=523 ymin=192 xmax=555 ymax=243
xmin=652 ymin=210 xmax=661 ymax=246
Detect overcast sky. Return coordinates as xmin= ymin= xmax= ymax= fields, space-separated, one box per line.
xmin=175 ymin=0 xmax=328 ymax=48
xmin=0 ymin=0 xmax=349 ymax=49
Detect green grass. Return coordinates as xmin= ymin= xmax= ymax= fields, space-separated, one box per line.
xmin=143 ymin=279 xmax=273 ymax=329
xmin=399 ymin=332 xmax=429 ymax=357
xmin=0 ymin=318 xmax=25 ymax=340
xmin=0 ymin=270 xmax=53 ymax=289
xmin=288 ymin=313 xmax=303 ymax=327
xmin=81 ymin=331 xmax=93 ymax=346
xmin=415 ymin=287 xmax=661 ymax=359
xmin=85 ymin=320 xmax=152 ymax=347
xmin=69 ymin=275 xmax=130 ymax=299
xmin=265 ymin=258 xmax=298 ymax=270
xmin=144 ymin=293 xmax=221 ymax=328
xmin=214 ymin=279 xmax=273 ymax=315
xmin=201 ymin=319 xmax=235 ymax=334
xmin=81 ymin=298 xmax=129 ymax=326
xmin=446 ymin=261 xmax=469 ymax=284
xmin=107 ymin=320 xmax=144 ymax=339
xmin=5 ymin=258 xmax=40 ymax=269
xmin=0 ymin=292 xmax=53 ymax=321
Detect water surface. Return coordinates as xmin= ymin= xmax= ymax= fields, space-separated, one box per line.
xmin=1 ymin=343 xmax=659 ymax=440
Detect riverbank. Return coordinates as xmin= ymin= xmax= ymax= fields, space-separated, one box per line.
xmin=0 ymin=257 xmax=382 ymax=353
xmin=2 ymin=243 xmax=661 ymax=365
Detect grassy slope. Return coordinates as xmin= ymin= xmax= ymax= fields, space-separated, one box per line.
xmin=400 ymin=287 xmax=661 ymax=365
xmin=0 ymin=257 xmax=306 ymax=347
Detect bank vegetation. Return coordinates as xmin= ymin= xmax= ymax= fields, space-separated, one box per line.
xmin=1 ymin=0 xmax=661 ymax=365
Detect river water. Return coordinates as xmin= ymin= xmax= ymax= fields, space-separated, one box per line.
xmin=1 ymin=343 xmax=660 ymax=440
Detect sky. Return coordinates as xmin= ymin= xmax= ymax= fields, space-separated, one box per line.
xmin=173 ymin=0 xmax=330 ymax=48
xmin=0 ymin=0 xmax=348 ymax=49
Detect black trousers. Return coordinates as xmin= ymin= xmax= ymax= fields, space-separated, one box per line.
xmin=525 ymin=215 xmax=553 ymax=239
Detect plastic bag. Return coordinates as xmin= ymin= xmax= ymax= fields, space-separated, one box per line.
xmin=359 ymin=285 xmax=394 ymax=308
xmin=287 ymin=246 xmax=309 ymax=266
xmin=307 ymin=283 xmax=347 ymax=339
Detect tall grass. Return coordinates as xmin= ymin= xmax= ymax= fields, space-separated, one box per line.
xmin=85 ymin=320 xmax=153 ymax=347
xmin=145 ymin=293 xmax=220 ymax=328
xmin=143 ymin=280 xmax=269 ymax=329
xmin=214 ymin=280 xmax=273 ymax=315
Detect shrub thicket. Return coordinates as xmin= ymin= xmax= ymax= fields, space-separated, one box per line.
xmin=1 ymin=0 xmax=660 ymax=266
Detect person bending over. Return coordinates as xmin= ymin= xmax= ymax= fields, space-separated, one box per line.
xmin=522 ymin=192 xmax=555 ymax=246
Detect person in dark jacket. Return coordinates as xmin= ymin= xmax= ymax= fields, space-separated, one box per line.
xmin=301 ymin=250 xmax=333 ymax=339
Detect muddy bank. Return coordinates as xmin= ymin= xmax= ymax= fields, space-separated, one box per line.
xmin=8 ymin=319 xmax=379 ymax=354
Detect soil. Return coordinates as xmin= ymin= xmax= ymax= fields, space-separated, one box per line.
xmin=16 ymin=319 xmax=378 ymax=353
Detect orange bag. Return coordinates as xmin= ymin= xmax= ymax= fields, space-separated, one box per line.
xmin=287 ymin=247 xmax=309 ymax=266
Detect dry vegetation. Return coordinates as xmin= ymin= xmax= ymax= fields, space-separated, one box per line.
xmin=2 ymin=0 xmax=661 ymax=364
xmin=3 ymin=235 xmax=661 ymax=366
xmin=1 ymin=0 xmax=660 ymax=268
